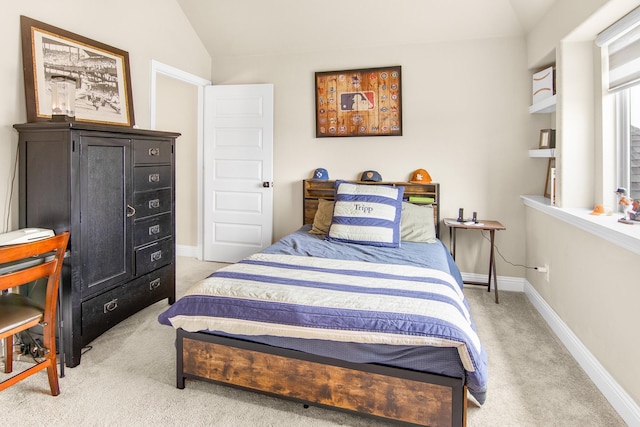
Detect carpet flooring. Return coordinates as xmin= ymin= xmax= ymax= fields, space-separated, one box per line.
xmin=0 ymin=256 xmax=626 ymax=426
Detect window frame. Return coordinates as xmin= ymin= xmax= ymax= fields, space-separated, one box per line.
xmin=616 ymin=89 xmax=631 ymax=196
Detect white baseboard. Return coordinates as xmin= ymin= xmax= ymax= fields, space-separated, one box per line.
xmin=176 ymin=244 xmax=200 ymax=259
xmin=524 ymin=280 xmax=640 ymax=427
xmin=461 ymin=272 xmax=524 ymax=293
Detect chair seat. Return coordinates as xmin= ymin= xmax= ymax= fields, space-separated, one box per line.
xmin=0 ymin=293 xmax=44 ymax=335
xmin=0 ymin=231 xmax=68 ymax=395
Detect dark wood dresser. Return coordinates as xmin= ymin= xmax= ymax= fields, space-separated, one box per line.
xmin=14 ymin=122 xmax=179 ymax=367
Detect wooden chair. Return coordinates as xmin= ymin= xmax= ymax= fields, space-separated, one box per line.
xmin=0 ymin=231 xmax=69 ymax=396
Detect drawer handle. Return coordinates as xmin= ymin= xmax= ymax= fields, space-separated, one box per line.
xmin=104 ymin=299 xmax=118 ymax=313
xmin=149 ymin=278 xmax=161 ymax=290
xmin=151 ymin=250 xmax=162 ymax=262
xmin=149 ymin=199 xmax=160 ymax=209
xmin=149 ymin=173 xmax=160 ymax=183
xmin=149 ymin=225 xmax=160 ymax=235
xmin=148 ymin=147 xmax=160 ymax=156
xmin=126 ymin=204 xmax=136 ymax=218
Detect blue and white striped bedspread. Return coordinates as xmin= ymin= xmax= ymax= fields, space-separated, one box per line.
xmin=158 ymin=253 xmax=486 ymax=382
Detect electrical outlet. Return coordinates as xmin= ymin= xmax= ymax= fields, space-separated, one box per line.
xmin=544 ymin=263 xmax=550 ymax=282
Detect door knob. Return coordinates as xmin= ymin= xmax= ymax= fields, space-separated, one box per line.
xmin=262 ymin=182 xmax=273 ymax=188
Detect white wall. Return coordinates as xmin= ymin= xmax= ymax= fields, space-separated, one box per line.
xmin=526 ymin=0 xmax=638 ymax=68
xmin=211 ymin=37 xmax=542 ymax=278
xmin=524 ymin=0 xmax=640 ymax=413
xmin=0 ymin=0 xmax=211 ymax=234
xmin=155 ymin=74 xmax=199 ymax=248
xmin=525 ymin=207 xmax=640 ymax=407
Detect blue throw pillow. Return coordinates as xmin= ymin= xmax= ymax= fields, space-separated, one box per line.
xmin=327 ymin=180 xmax=404 ymax=247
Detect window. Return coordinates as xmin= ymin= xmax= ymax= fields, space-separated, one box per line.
xmin=617 ymin=87 xmax=640 ymax=201
xmin=598 ymin=6 xmax=640 ymax=201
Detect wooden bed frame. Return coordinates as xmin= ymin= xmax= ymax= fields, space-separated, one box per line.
xmin=175 ymin=180 xmax=468 ymax=427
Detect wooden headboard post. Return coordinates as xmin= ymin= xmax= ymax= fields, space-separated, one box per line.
xmin=303 ymin=180 xmax=441 ymax=237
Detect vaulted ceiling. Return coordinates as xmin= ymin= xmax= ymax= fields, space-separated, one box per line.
xmin=177 ymin=0 xmax=557 ymax=58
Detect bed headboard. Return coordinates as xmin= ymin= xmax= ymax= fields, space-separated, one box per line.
xmin=303 ymin=180 xmax=441 ymax=238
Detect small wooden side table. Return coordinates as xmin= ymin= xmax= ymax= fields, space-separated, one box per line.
xmin=443 ymin=218 xmax=506 ymax=303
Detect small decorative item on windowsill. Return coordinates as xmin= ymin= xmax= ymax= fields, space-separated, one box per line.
xmin=50 ymin=75 xmax=76 ymax=122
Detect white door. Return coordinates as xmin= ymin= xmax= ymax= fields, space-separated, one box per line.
xmin=203 ymin=84 xmax=274 ymax=262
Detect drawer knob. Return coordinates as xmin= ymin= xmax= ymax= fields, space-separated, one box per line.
xmin=151 ymin=250 xmax=162 ymax=262
xmin=148 ymin=147 xmax=160 ymax=156
xmin=149 ymin=199 xmax=160 ymax=209
xmin=149 ymin=225 xmax=160 ymax=235
xmin=149 ymin=173 xmax=160 ymax=183
xmin=104 ymin=299 xmax=118 ymax=313
xmin=149 ymin=278 xmax=161 ymax=290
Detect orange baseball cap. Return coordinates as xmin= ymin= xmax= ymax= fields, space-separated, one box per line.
xmin=410 ymin=168 xmax=432 ymax=183
xmin=590 ymin=204 xmax=604 ymax=215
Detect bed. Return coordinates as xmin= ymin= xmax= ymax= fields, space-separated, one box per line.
xmin=158 ymin=179 xmax=487 ymax=427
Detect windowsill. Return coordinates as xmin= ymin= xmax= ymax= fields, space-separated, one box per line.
xmin=521 ymin=195 xmax=640 ymax=256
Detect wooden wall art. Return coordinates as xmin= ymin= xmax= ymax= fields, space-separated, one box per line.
xmin=315 ymin=66 xmax=402 ymax=137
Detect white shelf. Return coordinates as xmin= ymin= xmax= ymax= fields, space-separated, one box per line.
xmin=529 ymin=94 xmax=556 ymax=113
xmin=529 ymin=148 xmax=555 ymax=158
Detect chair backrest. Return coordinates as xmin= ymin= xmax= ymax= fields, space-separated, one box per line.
xmin=0 ymin=232 xmax=70 ymax=322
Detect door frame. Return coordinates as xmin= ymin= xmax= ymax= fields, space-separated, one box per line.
xmin=150 ymin=60 xmax=210 ymax=259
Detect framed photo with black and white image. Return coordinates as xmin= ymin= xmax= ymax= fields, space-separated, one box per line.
xmin=20 ymin=15 xmax=135 ymax=126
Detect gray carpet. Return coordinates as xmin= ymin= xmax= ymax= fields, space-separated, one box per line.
xmin=1 ymin=257 xmax=625 ymax=426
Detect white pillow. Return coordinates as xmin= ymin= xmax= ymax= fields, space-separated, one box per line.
xmin=327 ymin=181 xmax=404 ymax=247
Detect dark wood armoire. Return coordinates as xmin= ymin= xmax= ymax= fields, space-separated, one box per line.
xmin=14 ymin=122 xmax=179 ymax=367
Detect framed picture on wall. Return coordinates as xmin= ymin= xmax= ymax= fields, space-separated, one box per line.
xmin=20 ymin=15 xmax=135 ymax=126
xmin=315 ymin=66 xmax=402 ymax=137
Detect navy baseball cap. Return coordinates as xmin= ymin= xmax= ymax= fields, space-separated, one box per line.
xmin=360 ymin=170 xmax=382 ymax=182
xmin=312 ymin=168 xmax=329 ymax=180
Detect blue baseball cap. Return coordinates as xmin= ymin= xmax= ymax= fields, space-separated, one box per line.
xmin=312 ymin=168 xmax=329 ymax=180
xmin=360 ymin=170 xmax=382 ymax=182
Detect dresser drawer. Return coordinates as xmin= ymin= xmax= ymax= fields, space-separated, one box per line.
xmin=133 ymin=139 xmax=173 ymax=165
xmin=135 ymin=238 xmax=173 ymax=276
xmin=133 ymin=188 xmax=172 ymax=218
xmin=134 ymin=165 xmax=172 ymax=192
xmin=81 ymin=265 xmax=174 ymax=343
xmin=134 ymin=213 xmax=172 ymax=247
